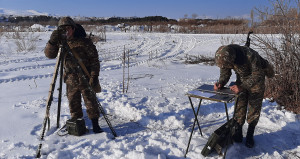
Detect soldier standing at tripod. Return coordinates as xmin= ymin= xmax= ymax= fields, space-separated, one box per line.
xmin=214 ymin=44 xmax=274 ymax=148
xmin=44 ymin=17 xmax=103 ymax=133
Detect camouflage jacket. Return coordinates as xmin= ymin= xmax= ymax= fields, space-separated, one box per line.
xmin=218 ymin=44 xmax=267 ymax=91
xmin=44 ymin=37 xmax=100 ymax=77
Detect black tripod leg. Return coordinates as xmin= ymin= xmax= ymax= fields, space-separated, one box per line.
xmin=36 ymin=117 xmax=49 ymax=158
xmin=97 ymin=102 xmax=117 ymax=137
xmin=36 ymin=48 xmax=62 ymax=158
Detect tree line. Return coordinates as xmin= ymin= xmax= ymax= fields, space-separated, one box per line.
xmin=0 ymin=15 xmax=249 ymax=33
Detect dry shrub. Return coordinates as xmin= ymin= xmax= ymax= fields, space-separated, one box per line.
xmin=85 ymin=25 xmax=106 ymax=43
xmin=153 ymin=25 xmax=170 ymax=32
xmin=0 ymin=27 xmax=4 ymax=38
xmin=183 ymin=54 xmax=215 ymax=65
xmin=254 ymin=0 xmax=300 ymax=113
xmin=7 ymin=31 xmax=40 ymax=52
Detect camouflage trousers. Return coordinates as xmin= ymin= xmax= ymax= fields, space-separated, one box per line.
xmin=234 ymin=85 xmax=265 ymax=127
xmin=66 ymin=74 xmax=100 ymax=119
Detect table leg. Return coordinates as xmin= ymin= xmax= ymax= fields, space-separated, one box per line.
xmin=184 ymin=97 xmax=203 ymax=158
xmin=189 ymin=97 xmax=203 ymax=135
xmin=224 ymin=103 xmax=229 ymax=121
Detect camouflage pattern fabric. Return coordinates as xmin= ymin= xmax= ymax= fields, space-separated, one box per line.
xmin=215 ymin=44 xmax=266 ymax=126
xmin=234 ymin=89 xmax=264 ymax=126
xmin=66 ymin=74 xmax=100 ymax=119
xmin=44 ymin=37 xmax=100 ymax=119
xmin=58 ymin=17 xmax=76 ymax=28
xmin=64 ymin=38 xmax=100 ymax=77
xmin=215 ymin=45 xmax=236 ymax=69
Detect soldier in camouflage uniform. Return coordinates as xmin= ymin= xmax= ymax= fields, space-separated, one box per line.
xmin=44 ymin=17 xmax=103 ymax=133
xmin=214 ymin=44 xmax=273 ymax=148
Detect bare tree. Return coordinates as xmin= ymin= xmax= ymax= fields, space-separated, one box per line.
xmin=192 ymin=13 xmax=198 ymax=19
xmin=253 ymin=0 xmax=300 ymax=113
xmin=184 ymin=14 xmax=188 ymax=19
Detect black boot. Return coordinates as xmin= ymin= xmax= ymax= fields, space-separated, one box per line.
xmin=245 ymin=123 xmax=256 ymax=148
xmin=232 ymin=122 xmax=243 ymax=143
xmin=91 ymin=118 xmax=103 ymax=133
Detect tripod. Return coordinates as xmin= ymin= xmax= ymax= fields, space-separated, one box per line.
xmin=36 ymin=40 xmax=117 ymax=158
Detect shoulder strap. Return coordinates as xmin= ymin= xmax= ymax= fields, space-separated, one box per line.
xmin=71 ymin=51 xmax=91 ymax=78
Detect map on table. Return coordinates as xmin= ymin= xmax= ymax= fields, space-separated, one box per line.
xmin=186 ymin=84 xmax=236 ymax=103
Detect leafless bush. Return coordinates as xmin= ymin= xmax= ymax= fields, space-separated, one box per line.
xmin=89 ymin=33 xmax=102 ymax=44
xmin=220 ymin=36 xmax=236 ymax=45
xmin=253 ymin=0 xmax=300 ymax=113
xmin=153 ymin=25 xmax=170 ymax=32
xmin=86 ymin=25 xmax=106 ymax=43
xmin=183 ymin=54 xmax=215 ymax=65
xmin=0 ymin=27 xmax=4 ymax=38
xmin=7 ymin=31 xmax=40 ymax=53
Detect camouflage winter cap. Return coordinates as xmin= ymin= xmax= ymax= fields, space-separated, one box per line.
xmin=215 ymin=45 xmax=236 ymax=68
xmin=58 ymin=17 xmax=76 ymax=28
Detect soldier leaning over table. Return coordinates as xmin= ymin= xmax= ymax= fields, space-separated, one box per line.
xmin=214 ymin=44 xmax=274 ymax=148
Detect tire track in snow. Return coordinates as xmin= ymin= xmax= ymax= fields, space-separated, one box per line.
xmin=101 ymin=34 xmax=197 ymax=70
xmin=0 ymin=73 xmax=53 ymax=84
xmin=0 ymin=56 xmax=49 ymax=65
xmin=127 ymin=35 xmax=167 ymax=67
xmin=99 ymin=33 xmax=163 ymax=62
xmin=99 ymin=37 xmax=145 ymax=61
xmin=101 ymin=34 xmax=168 ymax=70
xmin=0 ymin=55 xmax=57 ymax=84
xmin=157 ymin=35 xmax=196 ymax=61
xmin=0 ymin=63 xmax=55 ymax=73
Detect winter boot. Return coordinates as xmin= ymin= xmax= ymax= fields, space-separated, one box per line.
xmin=91 ymin=118 xmax=103 ymax=133
xmin=232 ymin=122 xmax=243 ymax=143
xmin=245 ymin=123 xmax=256 ymax=148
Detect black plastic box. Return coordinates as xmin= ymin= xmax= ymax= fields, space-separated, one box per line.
xmin=66 ymin=118 xmax=86 ymax=136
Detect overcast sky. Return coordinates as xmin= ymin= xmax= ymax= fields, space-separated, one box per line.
xmin=0 ymin=0 xmax=273 ymax=19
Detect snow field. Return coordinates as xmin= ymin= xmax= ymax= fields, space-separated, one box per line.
xmin=0 ymin=31 xmax=299 ymax=158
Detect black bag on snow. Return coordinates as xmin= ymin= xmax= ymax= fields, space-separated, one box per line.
xmin=201 ymin=118 xmax=235 ymax=157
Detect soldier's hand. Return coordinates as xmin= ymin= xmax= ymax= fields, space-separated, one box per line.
xmin=214 ymin=82 xmax=222 ymax=90
xmin=230 ymin=85 xmax=242 ymax=94
xmin=49 ymin=30 xmax=60 ymax=45
xmin=89 ymin=76 xmax=99 ymax=87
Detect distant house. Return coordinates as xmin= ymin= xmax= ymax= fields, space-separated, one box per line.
xmin=117 ymin=23 xmax=130 ymax=32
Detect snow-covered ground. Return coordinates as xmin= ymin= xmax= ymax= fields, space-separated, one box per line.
xmin=0 ymin=31 xmax=300 ymax=159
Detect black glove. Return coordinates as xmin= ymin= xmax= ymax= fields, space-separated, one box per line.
xmin=49 ymin=30 xmax=60 ymax=45
xmin=89 ymin=76 xmax=99 ymax=87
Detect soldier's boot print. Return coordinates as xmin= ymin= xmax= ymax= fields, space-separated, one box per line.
xmin=91 ymin=118 xmax=103 ymax=133
xmin=232 ymin=122 xmax=243 ymax=143
xmin=245 ymin=123 xmax=255 ymax=148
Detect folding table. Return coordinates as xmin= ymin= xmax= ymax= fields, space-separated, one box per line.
xmin=184 ymin=84 xmax=238 ymax=158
